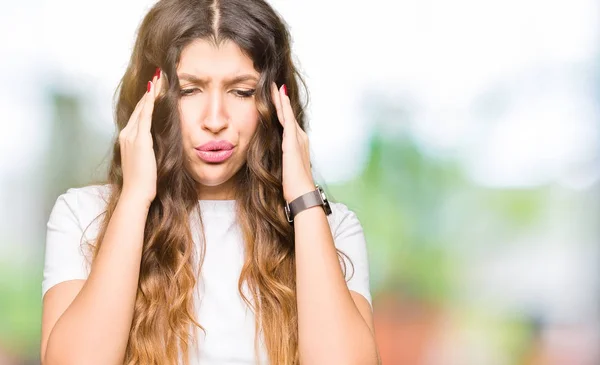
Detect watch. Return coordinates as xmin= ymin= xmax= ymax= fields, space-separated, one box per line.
xmin=284 ymin=184 xmax=332 ymax=223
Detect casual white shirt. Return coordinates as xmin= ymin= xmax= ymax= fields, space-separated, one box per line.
xmin=42 ymin=184 xmax=372 ymax=364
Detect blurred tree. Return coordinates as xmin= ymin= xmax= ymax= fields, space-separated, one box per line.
xmin=0 ymin=88 xmax=112 ymax=364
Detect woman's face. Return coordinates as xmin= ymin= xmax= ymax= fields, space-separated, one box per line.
xmin=177 ymin=39 xmax=260 ymax=200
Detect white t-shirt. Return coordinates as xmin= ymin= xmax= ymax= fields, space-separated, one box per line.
xmin=42 ymin=184 xmax=372 ymax=364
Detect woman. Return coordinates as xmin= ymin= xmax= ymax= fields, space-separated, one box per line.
xmin=41 ymin=0 xmax=379 ymax=364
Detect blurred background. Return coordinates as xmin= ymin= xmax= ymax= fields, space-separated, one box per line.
xmin=2 ymin=0 xmax=599 ymax=364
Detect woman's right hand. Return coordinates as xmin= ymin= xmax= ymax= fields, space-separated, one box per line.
xmin=119 ymin=69 xmax=163 ymax=208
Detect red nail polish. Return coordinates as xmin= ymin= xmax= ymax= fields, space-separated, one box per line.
xmin=154 ymin=67 xmax=161 ymax=80
xmin=147 ymin=81 xmax=151 ymax=92
xmin=283 ymin=84 xmax=288 ymax=96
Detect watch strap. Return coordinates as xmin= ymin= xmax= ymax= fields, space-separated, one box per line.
xmin=285 ymin=186 xmax=331 ymax=223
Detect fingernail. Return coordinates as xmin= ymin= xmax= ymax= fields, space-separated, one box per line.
xmin=282 ymin=84 xmax=288 ymax=96
xmin=147 ymin=81 xmax=152 ymax=93
xmin=154 ymin=67 xmax=161 ymax=80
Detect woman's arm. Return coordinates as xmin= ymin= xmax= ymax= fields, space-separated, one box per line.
xmin=294 ymin=205 xmax=380 ymax=365
xmin=42 ymin=72 xmax=162 ymax=365
xmin=41 ymin=195 xmax=149 ymax=365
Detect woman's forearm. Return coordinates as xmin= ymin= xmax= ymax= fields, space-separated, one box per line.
xmin=294 ymin=206 xmax=378 ymax=365
xmin=43 ymin=196 xmax=149 ymax=365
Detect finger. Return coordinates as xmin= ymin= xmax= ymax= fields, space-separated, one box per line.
xmin=271 ymin=82 xmax=285 ymax=127
xmin=122 ymin=94 xmax=146 ymax=137
xmin=138 ymin=77 xmax=157 ymax=134
xmin=127 ymin=96 xmax=146 ymax=127
xmin=279 ymin=85 xmax=296 ymax=135
xmin=153 ymin=68 xmax=163 ymax=99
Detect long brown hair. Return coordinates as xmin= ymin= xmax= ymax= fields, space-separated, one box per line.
xmin=89 ymin=0 xmax=349 ymax=364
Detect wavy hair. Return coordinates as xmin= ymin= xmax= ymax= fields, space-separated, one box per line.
xmin=88 ymin=0 xmax=350 ymax=364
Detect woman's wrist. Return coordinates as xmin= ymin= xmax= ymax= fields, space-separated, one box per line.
xmin=118 ymin=192 xmax=153 ymax=212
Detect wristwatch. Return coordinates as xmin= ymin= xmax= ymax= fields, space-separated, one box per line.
xmin=284 ymin=184 xmax=332 ymax=223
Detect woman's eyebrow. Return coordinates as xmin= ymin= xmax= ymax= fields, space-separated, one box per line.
xmin=178 ymin=73 xmax=258 ymax=86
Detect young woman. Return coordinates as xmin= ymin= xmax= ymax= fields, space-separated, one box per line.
xmin=40 ymin=0 xmax=379 ymax=364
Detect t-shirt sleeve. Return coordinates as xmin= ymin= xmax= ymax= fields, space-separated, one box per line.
xmin=330 ymin=202 xmax=373 ymax=306
xmin=42 ymin=188 xmax=90 ymax=298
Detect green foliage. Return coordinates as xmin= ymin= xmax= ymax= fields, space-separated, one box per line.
xmin=328 ymin=129 xmax=547 ymax=305
xmin=0 ymin=262 xmax=42 ymax=360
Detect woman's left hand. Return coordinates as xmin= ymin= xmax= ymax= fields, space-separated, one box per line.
xmin=271 ymin=82 xmax=316 ymax=203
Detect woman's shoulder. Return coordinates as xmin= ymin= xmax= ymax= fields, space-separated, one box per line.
xmin=62 ymin=183 xmax=112 ymax=210
xmin=326 ymin=201 xmax=365 ymax=240
xmin=55 ymin=183 xmax=112 ymax=233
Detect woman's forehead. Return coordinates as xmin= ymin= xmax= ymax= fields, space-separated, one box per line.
xmin=177 ymin=39 xmax=257 ymax=81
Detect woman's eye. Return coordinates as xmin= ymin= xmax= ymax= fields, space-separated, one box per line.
xmin=179 ymin=88 xmax=256 ymax=98
xmin=180 ymin=88 xmax=199 ymax=97
xmin=233 ymin=89 xmax=256 ymax=99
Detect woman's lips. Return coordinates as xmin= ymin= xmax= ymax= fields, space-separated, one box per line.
xmin=195 ymin=148 xmax=234 ymax=163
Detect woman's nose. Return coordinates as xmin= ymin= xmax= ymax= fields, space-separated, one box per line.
xmin=202 ymin=93 xmax=228 ymax=133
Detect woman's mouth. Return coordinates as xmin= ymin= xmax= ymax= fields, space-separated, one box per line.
xmin=194 ymin=148 xmax=234 ymax=163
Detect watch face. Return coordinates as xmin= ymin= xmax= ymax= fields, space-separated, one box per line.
xmin=316 ymin=185 xmax=332 ymax=215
